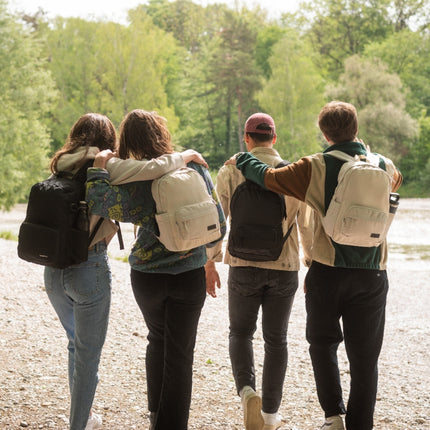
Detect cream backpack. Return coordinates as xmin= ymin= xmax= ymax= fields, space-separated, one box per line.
xmin=151 ymin=167 xmax=221 ymax=251
xmin=321 ymin=150 xmax=399 ymax=247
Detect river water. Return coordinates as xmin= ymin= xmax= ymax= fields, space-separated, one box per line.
xmin=387 ymin=198 xmax=430 ymax=265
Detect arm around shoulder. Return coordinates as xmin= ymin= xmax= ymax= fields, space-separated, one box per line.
xmin=106 ymin=153 xmax=185 ymax=185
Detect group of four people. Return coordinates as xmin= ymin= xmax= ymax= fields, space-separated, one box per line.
xmin=42 ymin=101 xmax=402 ymax=430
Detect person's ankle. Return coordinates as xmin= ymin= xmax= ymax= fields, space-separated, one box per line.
xmin=262 ymin=411 xmax=281 ymax=425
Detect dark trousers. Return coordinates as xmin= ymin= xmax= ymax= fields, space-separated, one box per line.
xmin=228 ymin=266 xmax=298 ymax=413
xmin=305 ymin=262 xmax=388 ymax=430
xmin=131 ymin=267 xmax=207 ymax=430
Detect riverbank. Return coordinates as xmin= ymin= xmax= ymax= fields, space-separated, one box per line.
xmin=0 ymin=200 xmax=429 ymax=429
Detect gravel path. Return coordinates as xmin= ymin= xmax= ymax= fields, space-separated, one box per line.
xmin=0 ymin=201 xmax=429 ymax=429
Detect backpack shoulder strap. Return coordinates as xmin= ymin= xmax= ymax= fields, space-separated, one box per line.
xmin=275 ymin=160 xmax=294 ymax=243
xmin=325 ymin=150 xmax=355 ymax=163
xmin=275 ymin=159 xmax=291 ymax=168
xmin=327 ymin=150 xmax=385 ymax=168
xmin=88 ymin=217 xmax=104 ymax=245
xmin=72 ymin=159 xmax=94 ymax=183
xmin=115 ymin=221 xmax=124 ymax=250
xmin=275 ymin=160 xmax=296 ymax=243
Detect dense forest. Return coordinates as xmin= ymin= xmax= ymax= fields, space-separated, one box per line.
xmin=1 ymin=0 xmax=429 ymax=209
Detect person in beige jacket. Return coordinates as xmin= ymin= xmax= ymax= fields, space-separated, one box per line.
xmin=205 ymin=113 xmax=313 ymax=430
xmin=44 ymin=112 xmax=207 ymax=430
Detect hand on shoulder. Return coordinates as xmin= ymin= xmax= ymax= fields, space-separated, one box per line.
xmin=93 ymin=149 xmax=117 ymax=169
xmin=224 ymin=154 xmax=237 ymax=166
xmin=180 ymin=150 xmax=208 ymax=169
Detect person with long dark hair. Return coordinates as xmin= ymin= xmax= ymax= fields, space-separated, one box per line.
xmin=86 ymin=109 xmax=226 ymax=430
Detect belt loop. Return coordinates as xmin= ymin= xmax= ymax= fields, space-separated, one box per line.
xmin=90 ymin=241 xmax=106 ymax=253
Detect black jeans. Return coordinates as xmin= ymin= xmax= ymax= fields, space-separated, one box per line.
xmin=228 ymin=266 xmax=298 ymax=413
xmin=305 ymin=262 xmax=389 ymax=430
xmin=131 ymin=267 xmax=206 ymax=430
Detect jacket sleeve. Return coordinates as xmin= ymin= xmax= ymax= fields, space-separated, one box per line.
xmin=86 ymin=168 xmax=150 ymax=226
xmin=391 ymin=166 xmax=403 ymax=192
xmin=296 ymin=201 xmax=314 ymax=266
xmin=235 ymin=152 xmax=268 ymax=188
xmin=236 ymin=152 xmax=312 ymax=202
xmin=107 ymin=153 xmax=185 ymax=185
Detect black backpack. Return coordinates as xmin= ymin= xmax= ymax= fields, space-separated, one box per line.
xmin=17 ymin=160 xmax=104 ymax=269
xmin=227 ymin=160 xmax=294 ymax=262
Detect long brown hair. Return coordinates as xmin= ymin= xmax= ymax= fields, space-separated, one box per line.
xmin=50 ymin=113 xmax=117 ymax=173
xmin=118 ymin=110 xmax=174 ymax=160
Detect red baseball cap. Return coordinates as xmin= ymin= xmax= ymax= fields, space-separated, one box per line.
xmin=244 ymin=113 xmax=276 ymax=135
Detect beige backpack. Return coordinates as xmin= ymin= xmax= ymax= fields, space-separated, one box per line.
xmin=321 ymin=150 xmax=399 ymax=247
xmin=151 ymin=167 xmax=221 ymax=251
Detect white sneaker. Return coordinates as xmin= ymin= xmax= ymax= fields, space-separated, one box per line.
xmin=262 ymin=411 xmax=283 ymax=429
xmin=320 ymin=415 xmax=345 ymax=430
xmin=85 ymin=412 xmax=102 ymax=430
xmin=240 ymin=386 xmax=264 ymax=430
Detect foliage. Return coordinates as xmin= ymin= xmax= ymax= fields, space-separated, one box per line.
xmin=2 ymin=0 xmax=430 ymax=199
xmin=44 ymin=11 xmax=181 ymax=152
xmin=399 ymin=113 xmax=430 ymax=195
xmin=364 ymin=29 xmax=430 ymax=118
xmin=204 ymin=9 xmax=263 ymax=160
xmin=0 ymin=2 xmax=57 ymax=210
xmin=301 ymin=0 xmax=392 ymax=79
xmin=327 ymin=55 xmax=418 ymax=162
xmin=388 ymin=0 xmax=430 ymax=31
xmin=255 ymin=25 xmax=286 ymax=79
xmin=143 ymin=0 xmax=212 ymax=53
xmin=258 ymin=30 xmax=326 ymax=160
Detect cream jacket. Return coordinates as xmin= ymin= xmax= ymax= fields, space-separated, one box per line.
xmin=206 ymin=147 xmax=313 ymax=271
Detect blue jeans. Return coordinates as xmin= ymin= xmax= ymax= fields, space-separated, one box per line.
xmin=305 ymin=262 xmax=388 ymax=430
xmin=44 ymin=242 xmax=111 ymax=430
xmin=228 ymin=266 xmax=298 ymax=413
xmin=130 ymin=267 xmax=206 ymax=430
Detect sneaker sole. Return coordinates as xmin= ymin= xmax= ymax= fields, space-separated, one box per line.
xmin=244 ymin=395 xmax=264 ymax=430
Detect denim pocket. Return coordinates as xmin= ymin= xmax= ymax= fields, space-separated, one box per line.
xmin=64 ymin=252 xmax=111 ymax=300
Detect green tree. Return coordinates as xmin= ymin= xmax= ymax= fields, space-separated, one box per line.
xmin=302 ymin=0 xmax=392 ymax=79
xmin=255 ymin=24 xmax=286 ymax=79
xmin=204 ymin=9 xmax=263 ymax=161
xmin=97 ymin=10 xmax=180 ymax=128
xmin=258 ymin=30 xmax=326 ymax=160
xmin=45 ymin=11 xmax=181 ymax=149
xmin=143 ymin=0 xmax=208 ymax=53
xmin=328 ymin=55 xmax=418 ymax=162
xmin=389 ymin=0 xmax=430 ymax=31
xmin=45 ymin=17 xmax=105 ymax=150
xmin=0 ymin=2 xmax=57 ymax=209
xmin=364 ymin=29 xmax=430 ymax=117
xmin=399 ymin=113 xmax=430 ymax=194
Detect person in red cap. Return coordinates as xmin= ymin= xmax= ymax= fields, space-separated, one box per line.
xmin=205 ymin=113 xmax=313 ymax=430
